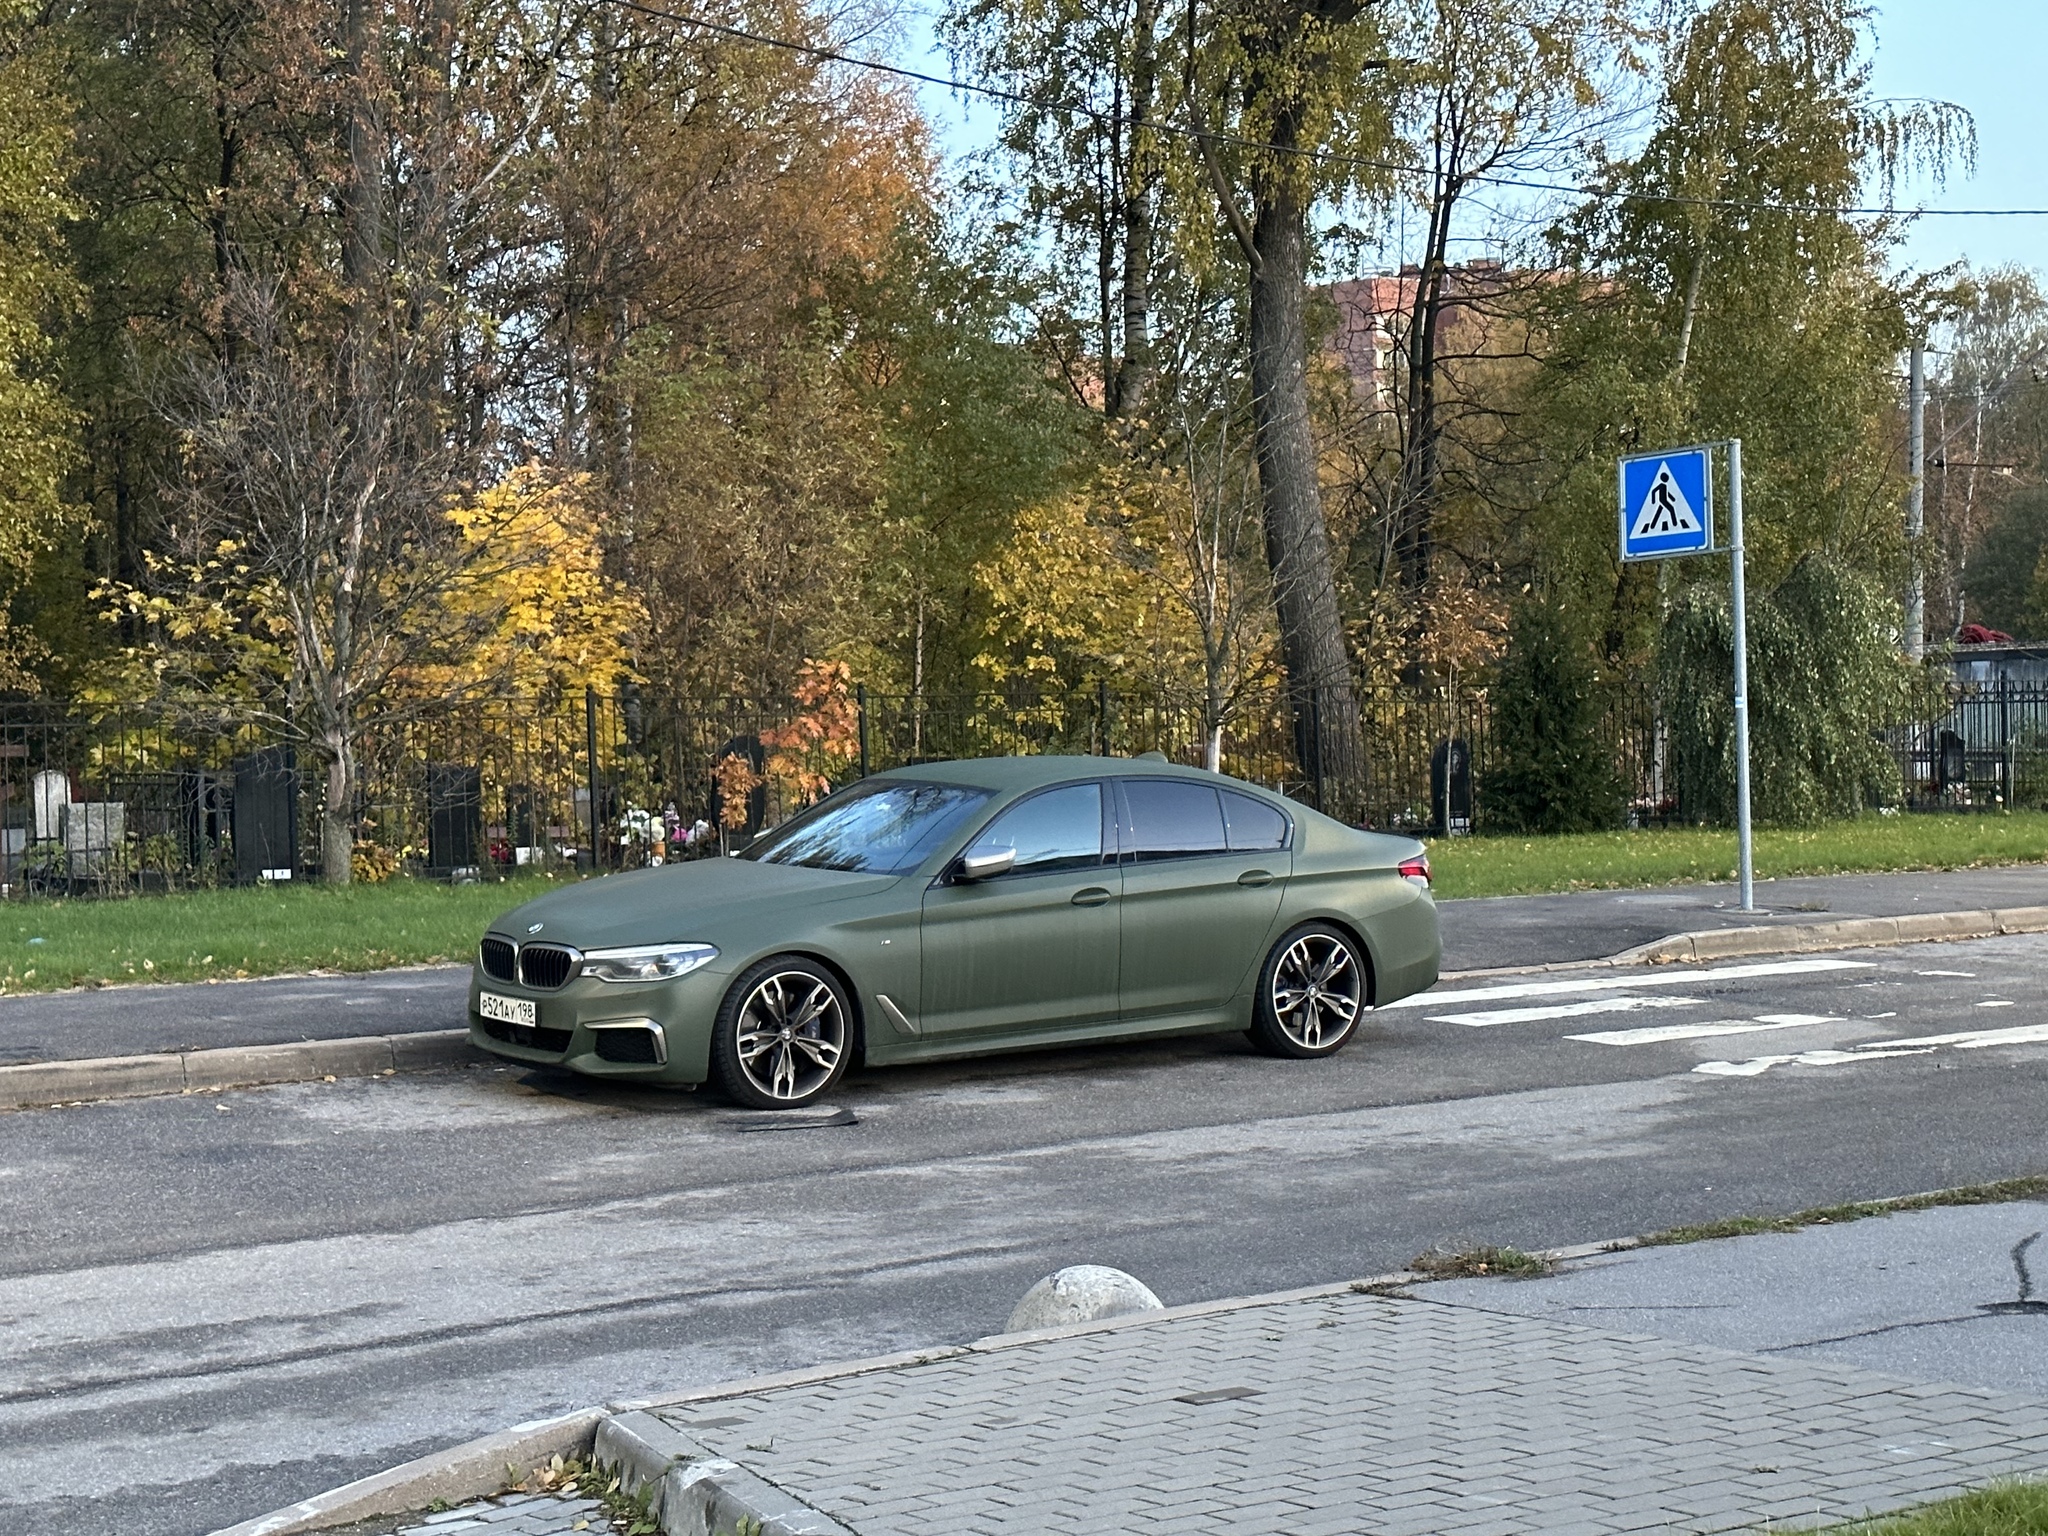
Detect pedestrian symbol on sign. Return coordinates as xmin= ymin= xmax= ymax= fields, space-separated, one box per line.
xmin=1633 ymin=464 xmax=1699 ymax=537
xmin=1618 ymin=446 xmax=1712 ymax=560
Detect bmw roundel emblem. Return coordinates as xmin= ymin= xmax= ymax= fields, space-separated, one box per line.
xmin=527 ymin=922 xmax=544 ymax=934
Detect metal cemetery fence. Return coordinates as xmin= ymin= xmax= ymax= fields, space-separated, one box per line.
xmin=0 ymin=673 xmax=2027 ymax=898
xmin=1888 ymin=678 xmax=2048 ymax=811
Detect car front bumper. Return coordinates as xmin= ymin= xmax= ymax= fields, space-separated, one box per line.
xmin=466 ymin=963 xmax=731 ymax=1084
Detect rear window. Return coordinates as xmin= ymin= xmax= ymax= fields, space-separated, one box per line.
xmin=1123 ymin=779 xmax=1228 ymax=861
xmin=1222 ymin=790 xmax=1290 ymax=851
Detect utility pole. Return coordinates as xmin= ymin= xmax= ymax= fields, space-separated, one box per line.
xmin=1904 ymin=341 xmax=1926 ymax=661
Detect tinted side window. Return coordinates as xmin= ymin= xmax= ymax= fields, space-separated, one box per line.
xmin=964 ymin=783 xmax=1104 ymax=875
xmin=1222 ymin=790 xmax=1289 ymax=851
xmin=1123 ymin=779 xmax=1227 ymax=861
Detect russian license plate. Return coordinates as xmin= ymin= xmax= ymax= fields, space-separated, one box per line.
xmin=478 ymin=991 xmax=536 ymax=1027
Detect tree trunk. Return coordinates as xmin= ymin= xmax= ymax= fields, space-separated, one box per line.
xmin=341 ymin=0 xmax=381 ymax=300
xmin=1674 ymin=251 xmax=1707 ymax=375
xmin=1248 ymin=169 xmax=1363 ymax=813
xmin=1393 ymin=190 xmax=1454 ymax=596
xmin=322 ymin=726 xmax=356 ymax=884
xmin=1110 ymin=0 xmax=1159 ymax=419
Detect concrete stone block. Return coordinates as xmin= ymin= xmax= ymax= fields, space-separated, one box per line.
xmin=1003 ymin=1265 xmax=1164 ymax=1333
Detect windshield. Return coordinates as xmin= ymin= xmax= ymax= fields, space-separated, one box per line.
xmin=740 ymin=779 xmax=994 ymax=875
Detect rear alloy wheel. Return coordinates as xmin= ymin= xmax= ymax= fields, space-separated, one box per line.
xmin=711 ymin=956 xmax=853 ymax=1109
xmin=1247 ymin=922 xmax=1369 ymax=1059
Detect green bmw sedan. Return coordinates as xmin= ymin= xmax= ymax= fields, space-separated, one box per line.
xmin=468 ymin=755 xmax=1440 ymax=1108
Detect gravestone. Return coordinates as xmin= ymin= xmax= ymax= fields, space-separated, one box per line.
xmin=1935 ymin=729 xmax=1967 ymax=794
xmin=232 ymin=747 xmax=299 ymax=883
xmin=506 ymin=782 xmax=543 ymax=866
xmin=426 ymin=763 xmax=482 ymax=873
xmin=31 ymin=769 xmax=69 ymax=841
xmin=1430 ymin=737 xmax=1473 ymax=835
xmin=60 ymin=801 xmax=125 ymax=879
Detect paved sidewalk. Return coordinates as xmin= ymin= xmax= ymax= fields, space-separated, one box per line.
xmin=423 ymin=1289 xmax=2048 ymax=1536
xmin=1438 ymin=864 xmax=2048 ymax=971
xmin=380 ymin=1491 xmax=617 ymax=1536
xmin=1424 ymin=1200 xmax=2048 ymax=1405
xmin=627 ymin=1294 xmax=2048 ymax=1534
xmin=343 ymin=1204 xmax=2048 ymax=1536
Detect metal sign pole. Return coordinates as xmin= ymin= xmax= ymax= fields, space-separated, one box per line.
xmin=1727 ymin=439 xmax=1754 ymax=912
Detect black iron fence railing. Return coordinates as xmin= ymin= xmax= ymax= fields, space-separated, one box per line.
xmin=0 ymin=675 xmax=2029 ymax=897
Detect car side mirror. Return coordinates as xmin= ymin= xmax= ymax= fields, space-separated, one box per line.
xmin=956 ymin=848 xmax=1016 ymax=882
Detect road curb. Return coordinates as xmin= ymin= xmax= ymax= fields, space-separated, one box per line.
xmin=1619 ymin=904 xmax=2048 ymax=964
xmin=205 ymin=1408 xmax=605 ymax=1536
xmin=0 ymin=1028 xmax=479 ymax=1110
xmin=597 ymin=1410 xmax=855 ymax=1536
xmin=1440 ymin=903 xmax=2048 ymax=981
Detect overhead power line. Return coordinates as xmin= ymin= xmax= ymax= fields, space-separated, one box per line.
xmin=603 ymin=0 xmax=2048 ymax=220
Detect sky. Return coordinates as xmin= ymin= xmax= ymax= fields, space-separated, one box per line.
xmin=1867 ymin=0 xmax=2048 ymax=276
xmin=895 ymin=0 xmax=2046 ymax=281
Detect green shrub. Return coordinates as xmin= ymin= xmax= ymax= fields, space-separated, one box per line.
xmin=1484 ymin=600 xmax=1624 ymax=833
xmin=1660 ymin=553 xmax=1907 ymax=824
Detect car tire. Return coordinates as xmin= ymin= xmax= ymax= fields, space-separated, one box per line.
xmin=1246 ymin=922 xmax=1370 ymax=1059
xmin=710 ymin=955 xmax=854 ymax=1110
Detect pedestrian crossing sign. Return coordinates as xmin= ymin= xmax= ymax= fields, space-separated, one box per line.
xmin=1619 ymin=446 xmax=1712 ymax=561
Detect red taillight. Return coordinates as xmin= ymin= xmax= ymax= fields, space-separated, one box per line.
xmin=1398 ymin=854 xmax=1431 ymax=885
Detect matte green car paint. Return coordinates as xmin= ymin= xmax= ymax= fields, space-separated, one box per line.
xmin=1115 ymin=850 xmax=1286 ymax=1024
xmin=920 ymin=862 xmax=1121 ymax=1036
xmin=467 ymin=755 xmax=1440 ymax=1086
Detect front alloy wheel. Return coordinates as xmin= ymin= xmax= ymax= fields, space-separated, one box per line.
xmin=711 ymin=956 xmax=852 ymax=1109
xmin=1248 ymin=922 xmax=1368 ymax=1058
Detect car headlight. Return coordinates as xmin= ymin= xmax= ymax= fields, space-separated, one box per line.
xmin=579 ymin=943 xmax=719 ymax=984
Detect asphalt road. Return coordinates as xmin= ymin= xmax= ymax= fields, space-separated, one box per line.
xmin=7 ymin=931 xmax=2048 ymax=1535
xmin=8 ymin=864 xmax=2048 ymax=1064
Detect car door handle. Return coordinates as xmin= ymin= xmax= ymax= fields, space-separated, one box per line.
xmin=1237 ymin=870 xmax=1275 ymax=887
xmin=1071 ymin=886 xmax=1114 ymax=906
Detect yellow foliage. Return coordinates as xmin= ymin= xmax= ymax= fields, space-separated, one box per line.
xmin=408 ymin=467 xmax=645 ymax=701
xmin=972 ymin=491 xmax=1202 ymax=692
xmin=351 ymin=841 xmax=399 ymax=883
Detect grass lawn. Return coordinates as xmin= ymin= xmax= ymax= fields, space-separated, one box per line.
xmin=1819 ymin=1483 xmax=2048 ymax=1533
xmin=1426 ymin=812 xmax=2048 ymax=901
xmin=0 ymin=874 xmax=568 ymax=994
xmin=0 ymin=810 xmax=2044 ymax=996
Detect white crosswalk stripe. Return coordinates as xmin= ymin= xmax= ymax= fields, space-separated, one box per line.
xmin=1874 ymin=1023 xmax=2048 ymax=1050
xmin=1693 ymin=1048 xmax=1934 ymax=1077
xmin=1389 ymin=957 xmax=1874 ymax=1010
xmin=1427 ymin=996 xmax=1702 ymax=1027
xmin=1568 ymin=1014 xmax=1836 ymax=1047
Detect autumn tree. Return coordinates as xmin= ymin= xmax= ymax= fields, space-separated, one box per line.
xmin=0 ymin=1 xmax=82 ymax=687
xmin=1528 ymin=0 xmax=1973 ymax=655
xmin=1932 ymin=268 xmax=2048 ymax=637
xmin=1095 ymin=284 xmax=1274 ymax=765
xmin=950 ymin=0 xmax=1399 ymax=807
xmin=944 ymin=0 xmax=1168 ymax=416
xmin=1371 ymin=0 xmax=1630 ymax=602
xmin=143 ymin=274 xmax=489 ymax=882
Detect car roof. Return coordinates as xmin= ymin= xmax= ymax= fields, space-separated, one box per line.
xmin=872 ymin=754 xmax=1273 ymax=795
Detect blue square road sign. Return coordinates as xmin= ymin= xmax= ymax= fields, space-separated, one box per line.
xmin=1619 ymin=446 xmax=1712 ymax=561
